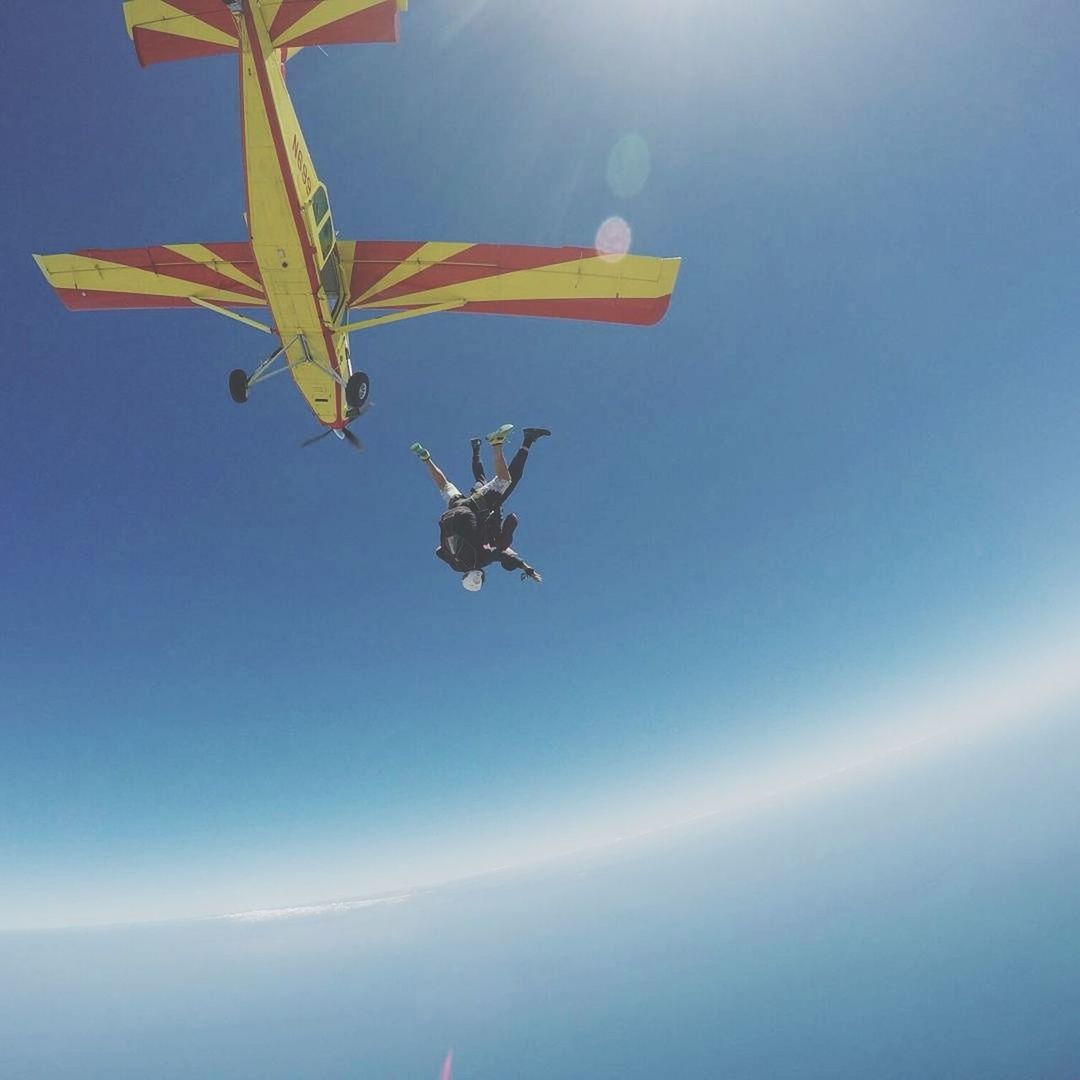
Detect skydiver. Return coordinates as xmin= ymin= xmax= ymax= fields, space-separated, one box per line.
xmin=410 ymin=424 xmax=551 ymax=592
xmin=465 ymin=424 xmax=550 ymax=554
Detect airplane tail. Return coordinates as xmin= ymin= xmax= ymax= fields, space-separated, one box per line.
xmin=123 ymin=0 xmax=407 ymax=69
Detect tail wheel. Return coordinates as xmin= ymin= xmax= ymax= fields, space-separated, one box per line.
xmin=228 ymin=369 xmax=249 ymax=404
xmin=345 ymin=371 xmax=370 ymax=410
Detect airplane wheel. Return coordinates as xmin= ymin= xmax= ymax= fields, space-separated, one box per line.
xmin=228 ymin=368 xmax=249 ymax=404
xmin=345 ymin=371 xmax=370 ymax=410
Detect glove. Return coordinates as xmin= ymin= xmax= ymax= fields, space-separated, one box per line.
xmin=521 ymin=567 xmax=543 ymax=583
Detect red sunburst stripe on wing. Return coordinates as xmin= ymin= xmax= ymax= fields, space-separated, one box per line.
xmin=269 ymin=0 xmax=324 ymax=41
xmin=146 ymin=248 xmax=265 ymax=301
xmin=474 ymin=244 xmax=597 ymax=270
xmin=75 ymin=246 xmax=264 ymax=302
xmin=365 ymin=244 xmax=598 ymax=305
xmin=347 ymin=241 xmax=427 ymax=300
xmin=163 ymin=0 xmax=240 ymax=35
xmin=53 ymin=291 xmax=215 ymax=311
xmin=76 ymin=247 xmax=159 ymax=271
xmin=458 ymin=296 xmax=673 ymax=326
xmin=133 ymin=26 xmax=236 ymax=67
xmin=280 ymin=2 xmax=400 ymax=47
xmin=203 ymin=242 xmax=264 ymax=284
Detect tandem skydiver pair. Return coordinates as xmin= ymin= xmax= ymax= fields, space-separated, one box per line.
xmin=410 ymin=425 xmax=550 ymax=593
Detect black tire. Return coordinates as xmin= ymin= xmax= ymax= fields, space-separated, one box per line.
xmin=345 ymin=371 xmax=370 ymax=410
xmin=228 ymin=368 xmax=249 ymax=404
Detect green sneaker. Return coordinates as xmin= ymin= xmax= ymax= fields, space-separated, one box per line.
xmin=486 ymin=424 xmax=514 ymax=446
xmin=410 ymin=442 xmax=431 ymax=461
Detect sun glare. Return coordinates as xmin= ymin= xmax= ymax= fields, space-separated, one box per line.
xmin=595 ymin=215 xmax=632 ymax=259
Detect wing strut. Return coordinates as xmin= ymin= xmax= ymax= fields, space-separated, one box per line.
xmin=191 ymin=295 xmax=274 ymax=334
xmin=342 ymin=300 xmax=465 ymax=334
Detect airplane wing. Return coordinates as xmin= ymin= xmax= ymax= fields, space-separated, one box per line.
xmin=340 ymin=241 xmax=681 ymax=326
xmin=33 ymin=243 xmax=266 ymax=311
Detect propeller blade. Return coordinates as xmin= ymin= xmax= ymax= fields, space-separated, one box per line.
xmin=301 ymin=408 xmax=368 ymax=452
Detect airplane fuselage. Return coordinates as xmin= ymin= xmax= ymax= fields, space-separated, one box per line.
xmin=237 ymin=5 xmax=352 ymax=428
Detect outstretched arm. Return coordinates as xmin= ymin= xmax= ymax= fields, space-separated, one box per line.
xmin=498 ymin=546 xmax=542 ymax=582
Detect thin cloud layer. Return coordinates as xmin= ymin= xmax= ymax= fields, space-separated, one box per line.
xmin=214 ymin=892 xmax=413 ymax=923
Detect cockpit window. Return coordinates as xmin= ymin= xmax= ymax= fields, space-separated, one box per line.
xmin=309 ymin=184 xmax=343 ymax=319
xmin=319 ymin=250 xmax=345 ymax=321
xmin=311 ymin=185 xmax=329 ymax=225
xmin=318 ymin=216 xmax=335 ymax=262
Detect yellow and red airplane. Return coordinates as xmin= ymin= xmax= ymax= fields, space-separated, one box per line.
xmin=34 ymin=0 xmax=681 ymax=449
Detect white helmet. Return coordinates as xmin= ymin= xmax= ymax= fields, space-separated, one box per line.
xmin=462 ymin=570 xmax=485 ymax=592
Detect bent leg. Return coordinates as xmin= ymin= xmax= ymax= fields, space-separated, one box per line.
xmin=424 ymin=457 xmax=448 ymax=490
xmin=422 ymin=456 xmax=455 ymax=495
xmin=471 ymin=437 xmax=485 ymax=484
xmin=491 ymin=442 xmax=511 ymax=485
xmin=499 ymin=431 xmax=546 ymax=504
xmin=496 ymin=512 xmax=519 ymax=550
xmin=500 ymin=446 xmax=530 ymax=503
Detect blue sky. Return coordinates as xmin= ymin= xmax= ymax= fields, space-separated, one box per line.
xmin=4 ymin=0 xmax=1080 ymax=938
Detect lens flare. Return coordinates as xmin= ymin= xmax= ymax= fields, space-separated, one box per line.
xmin=439 ymin=1049 xmax=453 ymax=1080
xmin=595 ymin=215 xmax=632 ymax=262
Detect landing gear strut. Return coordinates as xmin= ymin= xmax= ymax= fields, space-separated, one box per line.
xmin=227 ymin=339 xmax=369 ymax=426
xmin=227 ymin=336 xmax=309 ymax=405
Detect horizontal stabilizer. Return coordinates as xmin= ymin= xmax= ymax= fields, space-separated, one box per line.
xmin=266 ymin=0 xmax=407 ymax=49
xmin=122 ymin=1 xmax=406 ymax=68
xmin=34 ymin=243 xmax=265 ymax=310
xmin=340 ymin=241 xmax=681 ymax=326
xmin=123 ymin=1 xmax=240 ymax=68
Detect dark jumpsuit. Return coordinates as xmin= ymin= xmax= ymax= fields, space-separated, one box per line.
xmin=470 ymin=443 xmax=529 ymax=550
xmin=433 ymin=443 xmax=534 ymax=574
